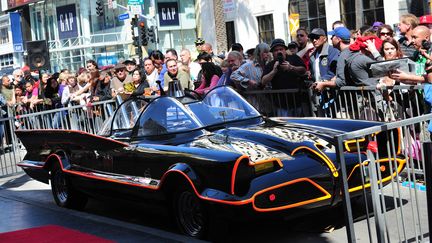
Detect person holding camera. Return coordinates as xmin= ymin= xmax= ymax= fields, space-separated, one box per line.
xmin=391 ymin=25 xmax=432 ymax=139
xmin=262 ymin=38 xmax=306 ymax=116
xmin=390 ymin=26 xmax=432 ymax=83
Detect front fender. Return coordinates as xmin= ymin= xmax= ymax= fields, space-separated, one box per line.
xmin=160 ymin=163 xmax=202 ymax=195
xmin=43 ymin=152 xmax=71 ymax=171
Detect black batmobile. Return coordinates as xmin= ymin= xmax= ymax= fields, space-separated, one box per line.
xmin=17 ymin=86 xmax=405 ymax=238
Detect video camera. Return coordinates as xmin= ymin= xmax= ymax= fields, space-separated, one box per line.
xmin=367 ymin=58 xmax=416 ymax=78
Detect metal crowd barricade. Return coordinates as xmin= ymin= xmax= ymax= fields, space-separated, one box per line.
xmin=319 ymin=85 xmax=426 ymax=122
xmin=0 ymin=99 xmax=117 ymax=177
xmin=241 ymin=85 xmax=426 ymax=122
xmin=241 ymin=88 xmax=313 ymax=117
xmin=336 ymin=113 xmax=432 ymax=243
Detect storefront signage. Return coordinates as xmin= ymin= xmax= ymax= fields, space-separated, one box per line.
xmin=97 ymin=55 xmax=118 ymax=67
xmin=129 ymin=5 xmax=142 ymax=15
xmin=158 ymin=2 xmax=179 ymax=26
xmin=56 ymin=4 xmax=78 ymax=40
xmin=128 ymin=0 xmax=144 ymax=5
xmin=223 ymin=0 xmax=235 ymax=14
xmin=6 ymin=0 xmax=39 ymax=10
xmin=10 ymin=12 xmax=24 ymax=52
xmin=289 ymin=13 xmax=300 ymax=36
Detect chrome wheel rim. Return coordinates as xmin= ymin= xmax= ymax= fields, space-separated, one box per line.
xmin=53 ymin=170 xmax=68 ymax=204
xmin=177 ymin=190 xmax=205 ymax=237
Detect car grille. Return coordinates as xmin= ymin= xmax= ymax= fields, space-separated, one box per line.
xmin=254 ymin=179 xmax=330 ymax=211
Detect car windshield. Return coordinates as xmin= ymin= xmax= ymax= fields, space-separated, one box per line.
xmin=98 ymin=99 xmax=148 ymax=136
xmin=101 ymin=87 xmax=261 ymax=137
xmin=136 ymin=97 xmax=202 ymax=137
xmin=187 ymin=86 xmax=261 ymax=126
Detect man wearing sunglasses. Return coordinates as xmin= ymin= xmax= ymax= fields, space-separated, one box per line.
xmin=308 ymin=28 xmax=340 ymax=116
xmin=195 ymin=38 xmax=205 ymax=53
xmin=312 ymin=27 xmax=351 ymax=93
xmin=295 ymin=28 xmax=314 ymax=72
xmin=111 ymin=63 xmax=132 ymax=96
xmin=309 ymin=28 xmax=339 ymax=83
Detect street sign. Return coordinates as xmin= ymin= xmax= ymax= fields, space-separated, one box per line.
xmin=13 ymin=43 xmax=23 ymax=52
xmin=128 ymin=0 xmax=144 ymax=5
xmin=129 ymin=5 xmax=142 ymax=15
xmin=118 ymin=13 xmax=130 ymax=21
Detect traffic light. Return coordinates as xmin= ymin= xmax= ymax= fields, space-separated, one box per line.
xmin=131 ymin=17 xmax=137 ymax=36
xmin=148 ymin=26 xmax=155 ymax=43
xmin=131 ymin=17 xmax=139 ymax=47
xmin=139 ymin=21 xmax=148 ymax=46
xmin=96 ymin=0 xmax=104 ymax=16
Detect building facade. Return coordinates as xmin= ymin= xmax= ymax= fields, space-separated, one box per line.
xmin=0 ymin=0 xmax=431 ymax=73
xmin=0 ymin=0 xmax=210 ymax=73
xmin=223 ymin=0 xmax=430 ymax=51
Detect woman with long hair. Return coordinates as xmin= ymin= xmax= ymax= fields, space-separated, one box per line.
xmin=381 ymin=38 xmax=403 ymax=60
xmin=377 ymin=25 xmax=395 ymax=42
xmin=124 ymin=68 xmax=150 ymax=98
xmin=195 ymin=62 xmax=220 ymax=95
xmin=377 ymin=38 xmax=404 ymax=89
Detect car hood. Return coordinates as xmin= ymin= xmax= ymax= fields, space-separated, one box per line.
xmin=189 ymin=119 xmax=342 ymax=162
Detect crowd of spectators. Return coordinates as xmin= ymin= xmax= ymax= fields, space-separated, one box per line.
xmin=1 ymin=13 xmax=432 ymax=141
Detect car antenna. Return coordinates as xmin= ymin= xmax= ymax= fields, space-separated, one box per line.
xmin=156 ymin=80 xmax=166 ymax=96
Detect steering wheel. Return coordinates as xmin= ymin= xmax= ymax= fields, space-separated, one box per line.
xmin=184 ymin=89 xmax=202 ymax=100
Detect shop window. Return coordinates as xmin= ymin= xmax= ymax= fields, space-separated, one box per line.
xmin=340 ymin=0 xmax=384 ymax=30
xmin=289 ymin=0 xmax=327 ymax=32
xmin=257 ymin=14 xmax=274 ymax=45
xmin=362 ymin=0 xmax=384 ymax=26
xmin=0 ymin=28 xmax=8 ymax=44
xmin=0 ymin=54 xmax=13 ymax=67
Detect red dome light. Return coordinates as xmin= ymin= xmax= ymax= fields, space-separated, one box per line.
xmin=269 ymin=194 xmax=276 ymax=201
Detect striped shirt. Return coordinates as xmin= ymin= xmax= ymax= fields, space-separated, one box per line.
xmin=399 ymin=37 xmax=417 ymax=58
xmin=231 ymin=61 xmax=265 ymax=90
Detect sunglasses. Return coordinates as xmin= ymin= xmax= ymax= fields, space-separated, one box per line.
xmin=115 ymin=69 xmax=125 ymax=73
xmin=380 ymin=32 xmax=392 ymax=36
xmin=309 ymin=34 xmax=321 ymax=40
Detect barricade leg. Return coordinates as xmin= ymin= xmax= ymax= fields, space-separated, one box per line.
xmin=424 ymin=142 xmax=432 ymax=239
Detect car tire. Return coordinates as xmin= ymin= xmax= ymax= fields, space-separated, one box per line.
xmin=173 ymin=186 xmax=208 ymax=238
xmin=50 ymin=163 xmax=87 ymax=210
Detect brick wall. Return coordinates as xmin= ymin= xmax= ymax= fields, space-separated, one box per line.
xmin=213 ymin=0 xmax=227 ymax=54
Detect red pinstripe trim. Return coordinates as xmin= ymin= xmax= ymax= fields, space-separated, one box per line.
xmin=40 ymin=155 xmax=330 ymax=211
xmin=165 ymin=169 xmax=252 ymax=206
xmin=252 ymin=178 xmax=331 ymax=212
xmin=230 ymin=155 xmax=284 ymax=195
xmin=291 ymin=146 xmax=339 ymax=178
xmin=45 ymin=154 xmax=64 ymax=169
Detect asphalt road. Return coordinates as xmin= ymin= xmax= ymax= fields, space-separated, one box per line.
xmin=0 ymin=173 xmax=429 ymax=242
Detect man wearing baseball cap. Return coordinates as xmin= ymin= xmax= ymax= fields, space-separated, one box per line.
xmin=195 ymin=38 xmax=205 ymax=53
xmin=309 ymin=28 xmax=339 ymax=83
xmin=261 ymin=38 xmax=307 ymax=116
xmin=419 ymin=15 xmax=432 ymax=36
xmin=308 ymin=28 xmax=340 ymax=116
xmin=123 ymin=59 xmax=136 ymax=76
xmin=313 ymin=27 xmax=352 ymax=92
